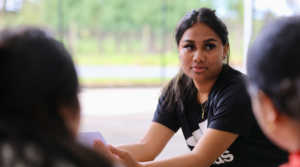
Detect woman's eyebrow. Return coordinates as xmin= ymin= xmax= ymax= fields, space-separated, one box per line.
xmin=182 ymin=39 xmax=195 ymax=43
xmin=203 ymin=38 xmax=217 ymax=42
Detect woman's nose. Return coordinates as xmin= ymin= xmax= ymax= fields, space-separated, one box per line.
xmin=193 ymin=51 xmax=205 ymax=63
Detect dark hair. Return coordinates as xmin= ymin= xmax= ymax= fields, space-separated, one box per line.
xmin=0 ymin=27 xmax=113 ymax=166
xmin=160 ymin=8 xmax=230 ymax=112
xmin=247 ymin=17 xmax=300 ymax=120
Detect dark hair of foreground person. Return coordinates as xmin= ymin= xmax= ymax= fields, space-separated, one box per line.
xmin=0 ymin=27 xmax=114 ymax=167
xmin=247 ymin=17 xmax=300 ymax=167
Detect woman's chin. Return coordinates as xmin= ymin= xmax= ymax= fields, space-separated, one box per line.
xmin=189 ymin=73 xmax=209 ymax=82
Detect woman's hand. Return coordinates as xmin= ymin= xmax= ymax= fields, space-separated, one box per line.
xmin=93 ymin=140 xmax=144 ymax=167
xmin=93 ymin=140 xmax=117 ymax=161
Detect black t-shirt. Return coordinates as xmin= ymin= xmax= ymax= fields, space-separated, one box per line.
xmin=152 ymin=64 xmax=288 ymax=167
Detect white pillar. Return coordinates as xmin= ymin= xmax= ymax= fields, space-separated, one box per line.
xmin=243 ymin=0 xmax=253 ymax=73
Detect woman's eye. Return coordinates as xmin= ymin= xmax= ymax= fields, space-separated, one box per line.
xmin=184 ymin=45 xmax=194 ymax=50
xmin=205 ymin=44 xmax=216 ymax=50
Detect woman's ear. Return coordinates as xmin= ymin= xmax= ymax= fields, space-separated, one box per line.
xmin=223 ymin=43 xmax=229 ymax=59
xmin=177 ymin=45 xmax=182 ymax=60
xmin=257 ymin=91 xmax=280 ymax=129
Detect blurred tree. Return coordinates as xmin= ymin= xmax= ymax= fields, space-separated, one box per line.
xmin=2 ymin=0 xmax=246 ymax=33
xmin=0 ymin=0 xmax=248 ymax=58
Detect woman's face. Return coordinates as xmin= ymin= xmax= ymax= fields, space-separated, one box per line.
xmin=251 ymin=92 xmax=300 ymax=152
xmin=178 ymin=22 xmax=228 ymax=83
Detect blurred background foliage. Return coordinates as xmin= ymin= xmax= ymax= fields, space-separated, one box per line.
xmin=0 ymin=0 xmax=243 ymax=63
xmin=0 ymin=0 xmax=299 ymax=86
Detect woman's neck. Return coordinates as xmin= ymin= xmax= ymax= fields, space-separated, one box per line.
xmin=194 ymin=77 xmax=219 ymax=104
xmin=286 ymin=122 xmax=300 ymax=152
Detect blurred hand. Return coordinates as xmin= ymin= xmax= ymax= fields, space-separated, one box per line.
xmin=93 ymin=140 xmax=117 ymax=161
xmin=93 ymin=140 xmax=144 ymax=167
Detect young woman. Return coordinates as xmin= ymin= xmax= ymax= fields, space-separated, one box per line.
xmin=0 ymin=28 xmax=117 ymax=167
xmin=247 ymin=17 xmax=300 ymax=167
xmin=94 ymin=8 xmax=288 ymax=167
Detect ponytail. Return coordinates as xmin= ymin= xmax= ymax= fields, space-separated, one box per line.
xmin=160 ymin=67 xmax=197 ymax=112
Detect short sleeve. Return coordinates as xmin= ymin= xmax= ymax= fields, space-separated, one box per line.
xmin=152 ymin=97 xmax=181 ymax=132
xmin=208 ymin=82 xmax=255 ymax=137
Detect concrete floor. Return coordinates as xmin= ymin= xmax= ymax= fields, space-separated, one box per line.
xmin=78 ymin=87 xmax=190 ymax=160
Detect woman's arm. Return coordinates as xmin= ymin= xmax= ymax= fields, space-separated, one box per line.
xmin=140 ymin=128 xmax=238 ymax=167
xmin=115 ymin=122 xmax=175 ymax=162
xmin=103 ymin=128 xmax=238 ymax=167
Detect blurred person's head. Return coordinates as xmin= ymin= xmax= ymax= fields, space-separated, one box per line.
xmin=161 ymin=8 xmax=230 ymax=111
xmin=0 ymin=27 xmax=113 ymax=166
xmin=0 ymin=27 xmax=80 ymax=138
xmin=247 ymin=17 xmax=300 ymax=152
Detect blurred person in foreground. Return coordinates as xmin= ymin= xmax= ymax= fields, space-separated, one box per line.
xmin=93 ymin=8 xmax=288 ymax=167
xmin=247 ymin=17 xmax=300 ymax=167
xmin=0 ymin=27 xmax=118 ymax=167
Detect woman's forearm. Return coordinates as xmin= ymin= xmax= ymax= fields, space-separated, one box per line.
xmin=115 ymin=123 xmax=175 ymax=163
xmin=141 ymin=129 xmax=238 ymax=167
xmin=116 ymin=142 xmax=156 ymax=162
xmin=142 ymin=152 xmax=209 ymax=167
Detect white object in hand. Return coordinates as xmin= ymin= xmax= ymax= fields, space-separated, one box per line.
xmin=78 ymin=132 xmax=108 ymax=148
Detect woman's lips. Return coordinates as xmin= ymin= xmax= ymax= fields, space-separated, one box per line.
xmin=192 ymin=67 xmax=207 ymax=73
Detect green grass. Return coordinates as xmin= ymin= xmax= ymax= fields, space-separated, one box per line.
xmin=71 ymin=37 xmax=244 ymax=86
xmin=69 ymin=37 xmax=244 ymax=66
xmin=79 ymin=77 xmax=170 ymax=87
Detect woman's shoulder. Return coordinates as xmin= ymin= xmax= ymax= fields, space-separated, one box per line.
xmin=220 ymin=64 xmax=246 ymax=83
xmin=216 ymin=65 xmax=246 ymax=88
xmin=209 ymin=64 xmax=249 ymax=101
